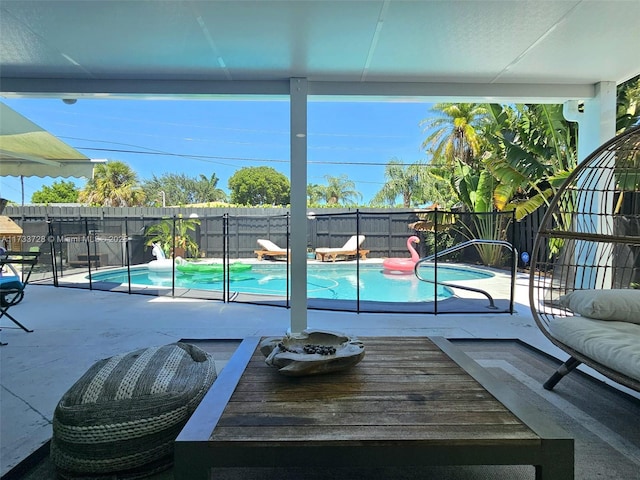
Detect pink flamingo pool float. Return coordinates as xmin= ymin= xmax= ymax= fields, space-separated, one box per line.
xmin=382 ymin=236 xmax=421 ymax=274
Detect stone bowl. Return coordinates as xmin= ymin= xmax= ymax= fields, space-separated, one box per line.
xmin=259 ymin=329 xmax=365 ymax=377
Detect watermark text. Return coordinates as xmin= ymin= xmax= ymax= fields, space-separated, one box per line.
xmin=1 ymin=235 xmax=129 ymax=244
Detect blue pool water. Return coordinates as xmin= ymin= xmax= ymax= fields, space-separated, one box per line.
xmin=90 ymin=264 xmax=493 ymax=303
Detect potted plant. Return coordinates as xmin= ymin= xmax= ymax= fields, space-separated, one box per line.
xmin=144 ymin=216 xmax=200 ymax=259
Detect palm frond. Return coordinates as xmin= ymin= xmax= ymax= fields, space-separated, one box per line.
xmin=505 ymin=188 xmax=554 ymax=221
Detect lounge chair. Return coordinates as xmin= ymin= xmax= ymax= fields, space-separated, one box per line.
xmin=254 ymin=239 xmax=290 ymax=261
xmin=315 ymin=235 xmax=369 ymax=262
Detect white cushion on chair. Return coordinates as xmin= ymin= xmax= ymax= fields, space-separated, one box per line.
xmin=549 ymin=316 xmax=640 ymax=382
xmin=559 ymin=289 xmax=640 ymax=323
xmin=257 ymin=239 xmax=286 ymax=252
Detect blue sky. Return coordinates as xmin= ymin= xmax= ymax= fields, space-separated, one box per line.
xmin=0 ymin=98 xmax=434 ymax=205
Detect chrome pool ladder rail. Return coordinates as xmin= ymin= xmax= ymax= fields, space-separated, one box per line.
xmin=414 ymin=239 xmax=518 ymax=311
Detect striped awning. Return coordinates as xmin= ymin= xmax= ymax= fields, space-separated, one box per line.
xmin=0 ymin=215 xmax=22 ymax=235
xmin=0 ymin=102 xmax=103 ymax=178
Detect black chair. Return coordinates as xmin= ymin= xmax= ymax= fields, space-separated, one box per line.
xmin=0 ymin=250 xmax=41 ymax=345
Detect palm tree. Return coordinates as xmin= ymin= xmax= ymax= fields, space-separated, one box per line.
xmin=323 ymin=174 xmax=362 ymax=206
xmin=79 ymin=161 xmax=145 ymax=207
xmin=193 ymin=173 xmax=227 ymax=203
xmin=145 ymin=216 xmax=200 ymax=258
xmin=420 ymin=103 xmax=495 ymax=215
xmin=307 ymin=183 xmax=325 ymax=206
xmin=372 ymin=158 xmax=453 ymax=208
xmin=372 ymin=159 xmax=417 ymax=207
xmin=420 ymin=103 xmax=489 ymax=170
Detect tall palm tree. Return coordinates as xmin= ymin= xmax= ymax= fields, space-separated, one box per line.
xmin=307 ymin=183 xmax=325 ymax=206
xmin=372 ymin=159 xmax=418 ymax=207
xmin=420 ymin=103 xmax=489 ymax=170
xmin=323 ymin=174 xmax=362 ymax=206
xmin=421 ymin=101 xmax=505 ymax=265
xmin=79 ymin=161 xmax=145 ymax=207
xmin=372 ymin=158 xmax=454 ymax=208
xmin=421 ymin=103 xmax=495 ymax=215
xmin=194 ymin=173 xmax=227 ymax=203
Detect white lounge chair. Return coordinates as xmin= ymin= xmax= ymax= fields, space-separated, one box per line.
xmin=254 ymin=239 xmax=289 ymax=261
xmin=315 ymin=235 xmax=369 ymax=262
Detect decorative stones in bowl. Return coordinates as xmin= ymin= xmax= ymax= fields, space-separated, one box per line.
xmin=259 ymin=329 xmax=365 ymax=377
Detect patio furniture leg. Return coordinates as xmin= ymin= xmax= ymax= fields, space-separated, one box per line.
xmin=535 ymin=437 xmax=574 ymax=479
xmin=543 ymin=356 xmax=581 ymax=391
xmin=0 ymin=307 xmax=34 ymax=333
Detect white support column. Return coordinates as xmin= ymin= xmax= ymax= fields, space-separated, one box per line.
xmin=289 ymin=78 xmax=308 ymax=334
xmin=563 ymin=81 xmax=616 ymax=163
xmin=563 ymin=81 xmax=617 ymax=289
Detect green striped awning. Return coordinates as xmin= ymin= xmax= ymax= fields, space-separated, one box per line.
xmin=0 ymin=102 xmax=102 ymax=178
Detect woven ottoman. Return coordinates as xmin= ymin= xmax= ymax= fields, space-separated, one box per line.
xmin=51 ymin=342 xmax=217 ymax=479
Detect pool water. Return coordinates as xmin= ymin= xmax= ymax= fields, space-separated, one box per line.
xmin=90 ymin=264 xmax=493 ymax=303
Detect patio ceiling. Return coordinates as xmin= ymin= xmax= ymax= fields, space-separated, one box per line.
xmin=1 ymin=0 xmax=638 ymax=332
xmin=0 ymin=0 xmax=639 ymax=102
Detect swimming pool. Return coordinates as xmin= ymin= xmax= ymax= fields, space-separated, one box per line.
xmin=90 ymin=263 xmax=494 ymax=303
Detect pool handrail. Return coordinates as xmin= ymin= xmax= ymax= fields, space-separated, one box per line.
xmin=414 ymin=239 xmax=518 ymax=312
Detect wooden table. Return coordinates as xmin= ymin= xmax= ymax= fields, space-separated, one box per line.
xmin=175 ymin=336 xmax=573 ymax=479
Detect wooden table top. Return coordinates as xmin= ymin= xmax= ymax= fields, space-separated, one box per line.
xmin=209 ymin=336 xmax=539 ymax=445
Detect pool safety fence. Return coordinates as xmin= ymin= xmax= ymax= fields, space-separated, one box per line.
xmin=4 ymin=209 xmax=519 ymax=314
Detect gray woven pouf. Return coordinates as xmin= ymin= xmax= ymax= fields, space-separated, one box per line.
xmin=50 ymin=342 xmax=217 ymax=479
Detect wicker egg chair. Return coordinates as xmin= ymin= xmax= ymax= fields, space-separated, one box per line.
xmin=529 ymin=124 xmax=640 ymax=392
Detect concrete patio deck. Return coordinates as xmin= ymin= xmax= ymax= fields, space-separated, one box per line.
xmin=0 ymin=275 xmax=634 ymax=476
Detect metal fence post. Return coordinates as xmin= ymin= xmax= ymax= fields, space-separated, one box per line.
xmin=125 ymin=218 xmax=132 ymax=295
xmin=433 ymin=207 xmax=439 ymax=314
xmin=356 ymin=209 xmax=360 ymax=313
xmin=171 ymin=216 xmax=176 ymax=297
xmin=83 ymin=218 xmax=93 ymax=290
xmin=286 ymin=212 xmax=290 ymax=308
xmin=47 ymin=220 xmax=58 ymax=287
xmin=223 ymin=213 xmax=229 ymax=303
xmin=510 ymin=209 xmax=517 ymax=314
